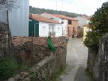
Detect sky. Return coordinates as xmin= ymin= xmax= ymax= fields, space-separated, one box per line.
xmin=29 ymin=0 xmax=107 ymax=16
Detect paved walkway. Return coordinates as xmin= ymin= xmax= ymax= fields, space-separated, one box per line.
xmin=58 ymin=38 xmax=93 ymax=81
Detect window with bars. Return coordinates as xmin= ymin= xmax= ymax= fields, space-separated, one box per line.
xmin=68 ymin=20 xmax=72 ymax=24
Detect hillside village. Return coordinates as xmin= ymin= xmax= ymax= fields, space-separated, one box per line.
xmin=0 ymin=0 xmax=90 ymax=81
xmin=1 ymin=0 xmax=108 ymax=81
xmin=29 ymin=8 xmax=90 ymax=38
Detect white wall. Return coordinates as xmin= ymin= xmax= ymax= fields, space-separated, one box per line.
xmin=39 ymin=22 xmax=64 ymax=37
xmin=39 ymin=22 xmax=49 ymax=37
xmin=62 ymin=19 xmax=68 ymax=36
xmin=55 ymin=24 xmax=63 ymax=37
xmin=41 ymin=13 xmax=68 ymax=37
xmin=8 ymin=0 xmax=29 ymax=36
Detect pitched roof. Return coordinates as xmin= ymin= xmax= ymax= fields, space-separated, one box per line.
xmin=30 ymin=14 xmax=60 ymax=24
xmin=52 ymin=14 xmax=78 ymax=21
xmin=82 ymin=16 xmax=91 ymax=20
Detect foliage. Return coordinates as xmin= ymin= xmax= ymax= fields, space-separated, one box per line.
xmin=84 ymin=2 xmax=108 ymax=52
xmin=84 ymin=32 xmax=100 ymax=52
xmin=30 ymin=66 xmax=66 ymax=81
xmin=0 ymin=57 xmax=30 ymax=80
xmin=0 ymin=57 xmax=19 ymax=80
xmin=29 ymin=6 xmax=82 ymax=17
xmin=30 ymin=72 xmax=38 ymax=81
xmin=19 ymin=64 xmax=29 ymax=71
xmin=51 ymin=66 xmax=66 ymax=81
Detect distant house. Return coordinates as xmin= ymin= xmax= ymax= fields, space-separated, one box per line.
xmin=41 ymin=13 xmax=79 ymax=37
xmin=0 ymin=0 xmax=29 ymax=36
xmin=29 ymin=14 xmax=63 ymax=37
xmin=52 ymin=14 xmax=79 ymax=37
xmin=41 ymin=13 xmax=68 ymax=37
xmin=76 ymin=16 xmax=90 ymax=28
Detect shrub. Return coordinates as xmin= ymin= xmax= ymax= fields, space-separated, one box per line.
xmin=84 ymin=32 xmax=100 ymax=52
xmin=84 ymin=2 xmax=108 ymax=52
xmin=0 ymin=57 xmax=19 ymax=80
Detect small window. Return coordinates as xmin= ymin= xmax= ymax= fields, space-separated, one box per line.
xmin=68 ymin=20 xmax=72 ymax=24
xmin=61 ymin=21 xmax=64 ymax=24
xmin=50 ymin=18 xmax=54 ymax=19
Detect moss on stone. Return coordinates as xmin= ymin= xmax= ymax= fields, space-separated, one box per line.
xmin=51 ymin=66 xmax=66 ymax=81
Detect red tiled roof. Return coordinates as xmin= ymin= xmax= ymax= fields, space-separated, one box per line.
xmin=52 ymin=14 xmax=78 ymax=21
xmin=82 ymin=16 xmax=91 ymax=20
xmin=30 ymin=14 xmax=60 ymax=24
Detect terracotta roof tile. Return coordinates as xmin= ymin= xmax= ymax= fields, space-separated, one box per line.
xmin=30 ymin=14 xmax=60 ymax=24
xmin=82 ymin=16 xmax=91 ymax=20
xmin=52 ymin=14 xmax=78 ymax=21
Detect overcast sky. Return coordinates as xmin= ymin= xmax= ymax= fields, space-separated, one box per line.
xmin=29 ymin=0 xmax=107 ymax=16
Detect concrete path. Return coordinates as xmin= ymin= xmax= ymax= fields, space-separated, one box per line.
xmin=58 ymin=38 xmax=93 ymax=81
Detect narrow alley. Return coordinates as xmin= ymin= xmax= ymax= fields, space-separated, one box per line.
xmin=58 ymin=38 xmax=93 ymax=81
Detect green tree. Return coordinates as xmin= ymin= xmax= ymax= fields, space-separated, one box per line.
xmin=84 ymin=2 xmax=108 ymax=52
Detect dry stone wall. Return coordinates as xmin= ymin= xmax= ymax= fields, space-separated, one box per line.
xmin=87 ymin=34 xmax=108 ymax=81
xmin=97 ymin=34 xmax=108 ymax=81
xmin=12 ymin=37 xmax=67 ymax=65
xmin=7 ymin=37 xmax=67 ymax=81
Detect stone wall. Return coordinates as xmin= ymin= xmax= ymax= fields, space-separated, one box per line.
xmin=87 ymin=34 xmax=108 ymax=81
xmin=87 ymin=48 xmax=97 ymax=74
xmin=0 ymin=22 xmax=11 ymax=58
xmin=12 ymin=37 xmax=67 ymax=64
xmin=7 ymin=37 xmax=67 ymax=81
xmin=96 ymin=34 xmax=108 ymax=81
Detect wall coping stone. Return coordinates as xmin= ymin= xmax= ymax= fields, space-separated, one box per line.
xmin=30 ymin=53 xmax=54 ymax=72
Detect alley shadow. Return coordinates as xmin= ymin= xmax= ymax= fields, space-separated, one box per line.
xmin=74 ymin=67 xmax=95 ymax=81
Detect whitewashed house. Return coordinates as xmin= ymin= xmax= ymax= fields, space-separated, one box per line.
xmin=29 ymin=14 xmax=63 ymax=37
xmin=76 ymin=16 xmax=90 ymax=28
xmin=0 ymin=0 xmax=29 ymax=36
xmin=41 ymin=13 xmax=68 ymax=36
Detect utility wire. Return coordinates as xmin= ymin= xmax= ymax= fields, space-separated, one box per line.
xmin=56 ymin=0 xmax=58 ymax=11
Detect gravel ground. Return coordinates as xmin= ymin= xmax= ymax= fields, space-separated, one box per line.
xmin=57 ymin=38 xmax=94 ymax=81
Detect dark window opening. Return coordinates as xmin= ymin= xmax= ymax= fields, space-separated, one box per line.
xmin=68 ymin=20 xmax=72 ymax=24
xmin=50 ymin=18 xmax=54 ymax=19
xmin=61 ymin=21 xmax=64 ymax=24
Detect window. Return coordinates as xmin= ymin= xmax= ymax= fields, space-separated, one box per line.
xmin=50 ymin=18 xmax=54 ymax=20
xmin=68 ymin=20 xmax=72 ymax=24
xmin=61 ymin=21 xmax=64 ymax=24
